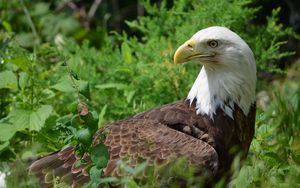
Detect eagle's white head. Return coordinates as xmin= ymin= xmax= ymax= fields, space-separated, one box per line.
xmin=174 ymin=26 xmax=256 ymax=119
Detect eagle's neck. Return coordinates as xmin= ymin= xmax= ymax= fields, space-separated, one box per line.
xmin=187 ymin=66 xmax=256 ymax=119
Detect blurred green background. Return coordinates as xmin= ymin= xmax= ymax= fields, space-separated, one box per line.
xmin=0 ymin=0 xmax=299 ymax=187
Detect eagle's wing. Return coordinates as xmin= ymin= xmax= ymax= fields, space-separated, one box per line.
xmin=99 ymin=118 xmax=218 ymax=176
xmin=29 ymin=101 xmax=218 ymax=187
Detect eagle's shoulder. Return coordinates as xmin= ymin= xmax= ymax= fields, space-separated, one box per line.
xmin=130 ymin=100 xmax=212 ymax=140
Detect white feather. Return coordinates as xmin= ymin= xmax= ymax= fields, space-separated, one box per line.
xmin=186 ymin=26 xmax=256 ymax=119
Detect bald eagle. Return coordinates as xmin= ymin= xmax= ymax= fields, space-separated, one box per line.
xmin=29 ymin=26 xmax=256 ymax=187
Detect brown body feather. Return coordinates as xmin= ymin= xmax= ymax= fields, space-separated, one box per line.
xmin=29 ymin=99 xmax=255 ymax=187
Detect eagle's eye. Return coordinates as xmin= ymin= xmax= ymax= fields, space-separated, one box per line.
xmin=208 ymin=40 xmax=218 ymax=48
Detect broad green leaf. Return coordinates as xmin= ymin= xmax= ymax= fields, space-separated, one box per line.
xmin=8 ymin=105 xmax=53 ymax=131
xmin=91 ymin=144 xmax=109 ymax=168
xmin=76 ymin=129 xmax=92 ymax=145
xmin=8 ymin=57 xmax=30 ymax=72
xmin=0 ymin=123 xmax=16 ymax=141
xmin=67 ymin=101 xmax=78 ymax=112
xmin=94 ymin=156 xmax=108 ymax=169
xmin=52 ymin=76 xmax=90 ymax=98
xmin=78 ymin=81 xmax=90 ymax=99
xmin=0 ymin=71 xmax=18 ymax=89
xmin=121 ymin=42 xmax=132 ymax=64
xmin=51 ymin=76 xmax=76 ymax=92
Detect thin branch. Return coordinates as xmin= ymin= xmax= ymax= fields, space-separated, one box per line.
xmin=88 ymin=0 xmax=103 ymax=20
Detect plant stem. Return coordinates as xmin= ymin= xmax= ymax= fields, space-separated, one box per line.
xmin=64 ymin=58 xmax=81 ymax=103
xmin=20 ymin=0 xmax=40 ymax=43
xmin=20 ymin=0 xmax=40 ymax=109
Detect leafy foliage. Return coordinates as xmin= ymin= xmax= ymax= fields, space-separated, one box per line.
xmin=0 ymin=0 xmax=299 ymax=187
xmin=231 ymin=60 xmax=300 ymax=187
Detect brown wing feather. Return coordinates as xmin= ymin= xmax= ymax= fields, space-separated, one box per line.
xmin=29 ymin=100 xmax=255 ymax=187
xmin=98 ymin=118 xmax=218 ymax=176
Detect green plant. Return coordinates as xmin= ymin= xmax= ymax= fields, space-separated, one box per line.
xmin=0 ymin=0 xmax=299 ymax=187
xmin=230 ymin=61 xmax=300 ymax=188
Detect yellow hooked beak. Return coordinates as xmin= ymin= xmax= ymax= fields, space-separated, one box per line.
xmin=174 ymin=39 xmax=213 ymax=64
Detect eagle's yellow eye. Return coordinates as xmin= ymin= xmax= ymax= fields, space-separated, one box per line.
xmin=208 ymin=40 xmax=218 ymax=48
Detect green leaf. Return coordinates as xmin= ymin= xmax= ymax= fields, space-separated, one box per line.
xmin=2 ymin=21 xmax=12 ymax=32
xmin=67 ymin=101 xmax=78 ymax=112
xmin=71 ymin=114 xmax=83 ymax=127
xmin=78 ymin=81 xmax=90 ymax=99
xmin=74 ymin=159 xmax=88 ymax=168
xmin=74 ymin=160 xmax=82 ymax=168
xmin=0 ymin=123 xmax=16 ymax=141
xmin=70 ymin=70 xmax=80 ymax=80
xmin=52 ymin=75 xmax=90 ymax=99
xmin=71 ymin=70 xmax=80 ymax=80
xmin=98 ymin=105 xmax=107 ymax=129
xmin=31 ymin=2 xmax=49 ymax=16
xmin=132 ymin=161 xmax=148 ymax=175
xmin=230 ymin=165 xmax=254 ymax=187
xmin=124 ymin=90 xmax=136 ymax=103
xmin=19 ymin=72 xmax=29 ymax=89
xmin=117 ymin=160 xmax=135 ymax=174
xmin=8 ymin=56 xmax=30 ymax=72
xmin=76 ymin=129 xmax=92 ymax=145
xmin=8 ymin=105 xmax=53 ymax=131
xmin=99 ymin=177 xmax=119 ymax=184
xmin=95 ymin=83 xmax=127 ymax=90
xmin=89 ymin=166 xmax=102 ymax=180
xmin=81 ymin=111 xmax=99 ymax=131
xmin=0 ymin=71 xmax=18 ymax=89
xmin=90 ymin=144 xmax=109 ymax=168
xmin=121 ymin=42 xmax=132 ymax=64
xmin=125 ymin=177 xmax=139 ymax=188
xmin=263 ymin=152 xmax=282 ymax=166
xmin=15 ymin=33 xmax=39 ymax=47
xmin=41 ymin=89 xmax=56 ymax=100
xmin=51 ymin=76 xmax=76 ymax=92
xmin=122 ymin=164 xmax=135 ymax=174
xmin=0 ymin=141 xmax=9 ymax=152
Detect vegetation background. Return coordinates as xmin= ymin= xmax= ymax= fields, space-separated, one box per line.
xmin=0 ymin=0 xmax=299 ymax=187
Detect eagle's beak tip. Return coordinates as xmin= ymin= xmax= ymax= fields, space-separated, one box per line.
xmin=173 ymin=39 xmax=196 ymax=64
xmin=173 ymin=50 xmax=183 ymax=64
